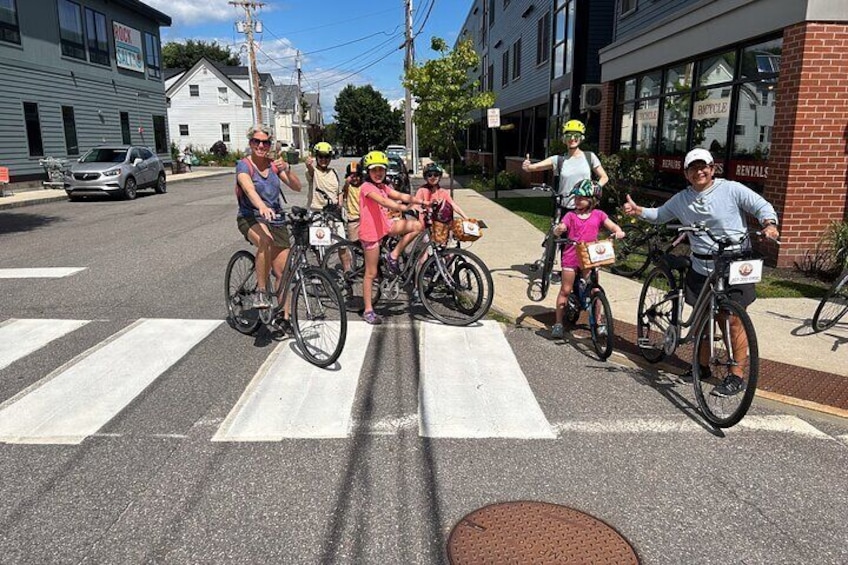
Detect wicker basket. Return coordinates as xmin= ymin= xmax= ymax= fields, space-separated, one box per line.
xmin=576 ymin=240 xmax=616 ymax=269
xmin=451 ymin=218 xmax=482 ymax=242
xmin=431 ymin=221 xmax=451 ymax=245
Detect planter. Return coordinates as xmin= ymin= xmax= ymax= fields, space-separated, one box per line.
xmin=171 ymin=161 xmax=187 ymax=174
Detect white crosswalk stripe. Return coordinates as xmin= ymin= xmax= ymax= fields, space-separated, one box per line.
xmin=0 ymin=319 xmax=220 ymax=445
xmin=0 ymin=267 xmax=86 ymax=278
xmin=419 ymin=320 xmax=555 ymax=439
xmin=0 ymin=319 xmax=89 ymax=371
xmin=213 ymin=322 xmax=373 ymax=441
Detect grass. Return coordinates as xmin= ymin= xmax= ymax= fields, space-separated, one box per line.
xmin=492 ymin=196 xmax=831 ymax=300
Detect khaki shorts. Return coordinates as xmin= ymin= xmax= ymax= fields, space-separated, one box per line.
xmin=346 ymin=218 xmax=360 ymax=242
xmin=237 ymin=215 xmax=291 ymax=249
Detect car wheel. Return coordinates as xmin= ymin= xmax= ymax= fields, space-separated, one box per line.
xmin=154 ymin=172 xmax=167 ymax=194
xmin=122 ymin=177 xmax=137 ymax=200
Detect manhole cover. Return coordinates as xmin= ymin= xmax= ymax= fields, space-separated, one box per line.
xmin=447 ymin=501 xmax=639 ymax=564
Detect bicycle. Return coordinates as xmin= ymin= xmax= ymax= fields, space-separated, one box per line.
xmin=635 ymin=224 xmax=768 ymax=428
xmin=322 ymin=205 xmax=494 ymax=326
xmin=224 ymin=207 xmax=348 ymax=368
xmin=527 ymin=183 xmax=568 ymax=301
xmin=611 ymin=221 xmax=690 ymax=278
xmin=811 ymin=266 xmax=848 ymax=332
xmin=559 ymin=239 xmax=615 ymax=360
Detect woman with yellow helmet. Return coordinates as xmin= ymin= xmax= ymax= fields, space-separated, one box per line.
xmin=358 ymin=150 xmax=428 ymax=324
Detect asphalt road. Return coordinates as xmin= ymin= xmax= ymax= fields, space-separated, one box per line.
xmin=0 ymin=171 xmax=847 ymax=564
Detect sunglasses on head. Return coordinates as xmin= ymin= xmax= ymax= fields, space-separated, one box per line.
xmin=250 ymin=138 xmax=272 ymax=147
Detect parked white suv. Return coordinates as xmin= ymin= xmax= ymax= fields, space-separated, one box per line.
xmin=65 ymin=145 xmax=166 ymax=201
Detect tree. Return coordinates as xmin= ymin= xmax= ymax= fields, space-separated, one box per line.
xmin=334 ymin=85 xmax=402 ymax=156
xmin=404 ymin=37 xmax=495 ymax=162
xmin=162 ymin=40 xmax=240 ymax=69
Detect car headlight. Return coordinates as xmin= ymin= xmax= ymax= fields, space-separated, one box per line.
xmin=102 ymin=169 xmax=121 ymax=177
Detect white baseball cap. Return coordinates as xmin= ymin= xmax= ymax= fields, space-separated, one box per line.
xmin=683 ymin=148 xmax=714 ymax=169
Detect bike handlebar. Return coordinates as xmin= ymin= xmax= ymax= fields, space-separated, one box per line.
xmin=673 ymin=223 xmax=780 ymax=248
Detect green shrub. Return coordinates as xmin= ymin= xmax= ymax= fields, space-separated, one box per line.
xmin=495 ymin=170 xmax=521 ymax=191
xmin=826 ymin=220 xmax=848 ymax=269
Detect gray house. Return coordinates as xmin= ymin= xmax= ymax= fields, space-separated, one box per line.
xmin=0 ymin=0 xmax=171 ymax=183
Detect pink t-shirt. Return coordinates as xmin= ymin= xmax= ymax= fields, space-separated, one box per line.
xmin=359 ymin=181 xmax=392 ymax=243
xmin=561 ymin=209 xmax=608 ymax=269
xmin=415 ymin=185 xmax=455 ymax=208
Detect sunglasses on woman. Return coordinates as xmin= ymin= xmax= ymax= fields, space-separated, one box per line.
xmin=250 ymin=138 xmax=272 ymax=147
xmin=426 ymin=172 xmax=440 ymax=178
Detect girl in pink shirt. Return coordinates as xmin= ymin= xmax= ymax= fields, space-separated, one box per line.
xmin=414 ymin=163 xmax=469 ymax=219
xmin=359 ymin=151 xmax=427 ymax=324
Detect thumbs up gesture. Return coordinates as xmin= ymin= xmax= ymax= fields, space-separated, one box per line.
xmin=522 ymin=153 xmax=531 ymax=172
xmin=622 ymin=193 xmax=641 ymax=217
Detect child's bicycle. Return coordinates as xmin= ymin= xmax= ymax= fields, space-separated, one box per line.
xmin=528 ymin=183 xmax=568 ymax=301
xmin=559 ymin=239 xmax=615 ymax=360
xmin=811 ymin=266 xmax=848 ymax=332
xmin=224 ymin=207 xmax=347 ymax=368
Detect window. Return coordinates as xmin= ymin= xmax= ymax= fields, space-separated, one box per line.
xmin=152 ymin=115 xmax=167 ymax=153
xmin=536 ymin=12 xmax=550 ymax=66
xmin=552 ymin=4 xmax=565 ymax=78
xmin=218 ymin=87 xmax=229 ymax=105
xmin=620 ymin=0 xmax=637 ymax=15
xmin=487 ymin=61 xmax=493 ymax=92
xmin=62 ymin=106 xmax=79 ymax=155
xmin=0 ymin=0 xmax=21 ymax=44
xmin=501 ymin=51 xmax=509 ymax=87
xmin=699 ymin=51 xmax=736 ymax=87
xmin=512 ymin=38 xmax=521 ymax=80
xmin=145 ymin=32 xmax=160 ymax=79
xmin=139 ymin=148 xmax=154 ymax=160
xmin=564 ymin=0 xmax=575 ymax=75
xmin=222 ymin=123 xmax=231 ymax=142
xmin=120 ymin=112 xmax=131 ymax=144
xmin=179 ymin=124 xmax=189 ymax=136
xmin=84 ymin=8 xmax=109 ymax=66
xmin=23 ymin=102 xmax=43 ymax=157
xmin=489 ymin=0 xmax=495 ymax=26
xmin=189 ymin=85 xmax=199 ymax=97
xmin=665 ymin=63 xmax=693 ymax=94
xmin=58 ymin=0 xmax=85 ymax=60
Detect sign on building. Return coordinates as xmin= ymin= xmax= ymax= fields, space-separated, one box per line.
xmin=692 ymin=98 xmax=731 ymax=120
xmin=113 ymin=22 xmax=144 ymax=73
xmin=487 ymin=108 xmax=501 ymax=129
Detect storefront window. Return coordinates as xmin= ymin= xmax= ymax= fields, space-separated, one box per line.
xmin=665 ymin=63 xmax=693 ymax=93
xmin=740 ymin=38 xmax=781 ymax=80
xmin=698 ymin=50 xmax=736 ymax=87
xmin=636 ymin=99 xmax=659 ymax=154
xmin=691 ymin=86 xmax=731 ymax=155
xmin=639 ymin=71 xmax=661 ymax=98
xmin=617 ymin=78 xmax=636 ymax=103
xmin=618 ymin=102 xmax=634 ymax=151
xmin=732 ymin=79 xmax=775 ymax=160
xmin=660 ymin=94 xmax=689 ymax=155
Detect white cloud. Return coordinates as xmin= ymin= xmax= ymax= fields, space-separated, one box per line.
xmin=144 ymin=0 xmax=237 ymax=25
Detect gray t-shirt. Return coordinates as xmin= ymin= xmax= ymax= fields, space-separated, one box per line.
xmin=553 ymin=151 xmax=601 ymax=209
xmin=639 ymin=178 xmax=778 ymax=275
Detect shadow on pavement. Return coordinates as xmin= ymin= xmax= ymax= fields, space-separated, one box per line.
xmin=0 ymin=211 xmax=65 ymax=235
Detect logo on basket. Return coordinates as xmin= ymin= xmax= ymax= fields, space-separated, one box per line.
xmin=315 ymin=228 xmax=326 ymax=239
xmin=594 ymin=243 xmax=608 ymax=254
xmin=737 ymin=262 xmax=753 ymax=277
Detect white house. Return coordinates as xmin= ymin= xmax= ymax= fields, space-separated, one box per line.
xmin=270 ymin=84 xmax=306 ymax=153
xmin=165 ymin=57 xmax=275 ymax=152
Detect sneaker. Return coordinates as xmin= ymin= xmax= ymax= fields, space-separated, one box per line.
xmin=410 ymin=289 xmax=422 ymax=305
xmin=551 ymin=271 xmax=562 ymax=284
xmin=711 ymin=374 xmax=745 ymax=397
xmin=254 ymin=290 xmax=271 ymax=309
xmin=384 ymin=252 xmax=400 ymax=274
xmin=363 ymin=310 xmax=383 ymax=325
xmin=551 ymin=323 xmax=564 ymax=339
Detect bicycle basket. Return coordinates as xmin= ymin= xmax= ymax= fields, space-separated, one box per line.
xmin=577 ymin=240 xmax=616 ymax=269
xmin=430 ymin=221 xmax=451 ymax=245
xmin=451 ymin=218 xmax=482 ymax=242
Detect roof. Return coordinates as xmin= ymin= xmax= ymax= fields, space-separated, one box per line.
xmin=270 ymin=85 xmax=300 ymax=112
xmin=304 ymin=92 xmax=320 ymax=109
xmin=114 ymin=0 xmax=171 ymax=26
xmin=214 ymin=66 xmax=273 ymax=84
xmin=166 ymin=57 xmax=251 ymax=99
xmin=163 ymin=68 xmax=185 ymax=81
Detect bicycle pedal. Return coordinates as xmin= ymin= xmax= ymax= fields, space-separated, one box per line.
xmin=636 ymin=338 xmax=657 ymax=348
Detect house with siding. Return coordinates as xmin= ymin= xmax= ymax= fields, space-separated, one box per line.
xmin=165 ymin=57 xmax=275 ymax=153
xmin=597 ymin=0 xmax=848 ymax=267
xmin=0 ymin=0 xmax=171 ymax=182
xmin=270 ymin=84 xmax=308 ymax=154
xmin=458 ymin=0 xmax=614 ymax=173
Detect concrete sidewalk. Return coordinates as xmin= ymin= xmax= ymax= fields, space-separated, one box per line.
xmin=452 ymin=187 xmax=848 ymax=419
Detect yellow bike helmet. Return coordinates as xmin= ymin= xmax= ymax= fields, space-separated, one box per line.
xmin=313 ymin=141 xmax=333 ymax=157
xmin=363 ymin=150 xmax=389 ymax=170
xmin=562 ymin=119 xmax=586 ymax=135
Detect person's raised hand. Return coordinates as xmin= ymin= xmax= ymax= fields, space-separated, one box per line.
xmin=622 ymin=194 xmax=641 ymax=217
xmin=522 ymin=153 xmax=531 ymax=172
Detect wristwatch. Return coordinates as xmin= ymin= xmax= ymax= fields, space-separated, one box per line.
xmin=762 ymin=219 xmax=777 ymax=227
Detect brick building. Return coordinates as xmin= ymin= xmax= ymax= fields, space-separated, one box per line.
xmin=599 ymin=0 xmax=848 ymax=267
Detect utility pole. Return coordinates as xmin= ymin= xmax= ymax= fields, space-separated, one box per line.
xmin=403 ymin=0 xmax=415 ymax=172
xmin=296 ymin=50 xmax=303 ymax=150
xmin=231 ymin=1 xmax=264 ymax=124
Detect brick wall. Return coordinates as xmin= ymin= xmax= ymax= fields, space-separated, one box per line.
xmin=766 ymin=22 xmax=848 ymax=268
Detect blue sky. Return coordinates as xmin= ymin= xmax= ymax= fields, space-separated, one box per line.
xmin=144 ymin=0 xmax=472 ymax=120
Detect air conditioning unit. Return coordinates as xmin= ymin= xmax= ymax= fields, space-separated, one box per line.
xmin=580 ymin=84 xmax=604 ymax=112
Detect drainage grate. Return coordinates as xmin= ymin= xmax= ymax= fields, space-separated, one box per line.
xmin=447 ymin=501 xmax=639 ymax=564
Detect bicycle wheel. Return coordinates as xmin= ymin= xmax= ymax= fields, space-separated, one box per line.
xmin=291 ymin=267 xmax=348 ymax=367
xmin=589 ymin=291 xmax=615 ymax=360
xmin=418 ymin=248 xmax=494 ymax=326
xmin=539 ymin=229 xmax=557 ymax=300
xmin=321 ymin=241 xmax=380 ymax=311
xmin=811 ymin=270 xmax=848 ymax=332
xmin=636 ymin=267 xmax=677 ymax=363
xmin=225 ymin=250 xmax=261 ymax=335
xmin=610 ymin=224 xmax=652 ymax=278
xmin=692 ymin=299 xmax=758 ymax=428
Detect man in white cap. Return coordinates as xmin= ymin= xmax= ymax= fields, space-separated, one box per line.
xmin=622 ymin=147 xmax=779 ymax=394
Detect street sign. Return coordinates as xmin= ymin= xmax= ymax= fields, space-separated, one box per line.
xmin=487 ymin=108 xmax=501 ymax=129
xmin=0 ymin=167 xmax=9 ymax=183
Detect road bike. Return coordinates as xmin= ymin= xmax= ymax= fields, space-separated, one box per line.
xmin=528 ymin=183 xmax=568 ymax=301
xmin=224 ymin=207 xmax=347 ymax=368
xmin=811 ymin=267 xmax=848 ymax=332
xmin=559 ymin=239 xmax=615 ymax=360
xmin=322 ymin=206 xmax=494 ymax=326
xmin=611 ymin=221 xmax=690 ymax=278
xmin=636 ymin=224 xmax=768 ymax=428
